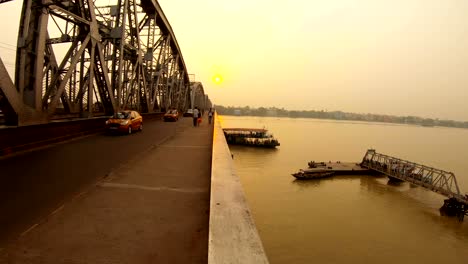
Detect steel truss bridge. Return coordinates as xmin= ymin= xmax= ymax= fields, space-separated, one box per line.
xmin=0 ymin=0 xmax=210 ymax=126
xmin=361 ymin=149 xmax=468 ymax=219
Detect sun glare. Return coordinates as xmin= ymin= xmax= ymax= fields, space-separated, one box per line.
xmin=212 ymin=74 xmax=223 ymax=85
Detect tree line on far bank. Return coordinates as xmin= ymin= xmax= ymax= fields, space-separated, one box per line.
xmin=214 ymin=105 xmax=468 ymax=129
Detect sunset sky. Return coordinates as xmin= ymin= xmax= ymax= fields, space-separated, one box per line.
xmin=1 ymin=0 xmax=468 ymax=120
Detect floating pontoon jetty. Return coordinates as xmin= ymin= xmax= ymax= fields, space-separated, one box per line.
xmin=292 ymin=161 xmax=375 ymax=179
xmin=292 ymin=149 xmax=468 ymax=220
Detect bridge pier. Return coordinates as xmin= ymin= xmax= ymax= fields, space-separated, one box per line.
xmin=387 ymin=176 xmax=404 ymax=183
xmin=440 ymin=198 xmax=468 ymax=221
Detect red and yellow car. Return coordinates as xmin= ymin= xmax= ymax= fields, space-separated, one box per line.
xmin=106 ymin=110 xmax=143 ymax=134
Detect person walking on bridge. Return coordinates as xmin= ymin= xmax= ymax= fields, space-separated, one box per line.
xmin=193 ymin=107 xmax=199 ymax=127
xmin=208 ymin=108 xmax=213 ymax=124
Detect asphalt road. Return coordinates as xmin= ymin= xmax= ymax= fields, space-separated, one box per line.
xmin=0 ymin=118 xmax=181 ymax=247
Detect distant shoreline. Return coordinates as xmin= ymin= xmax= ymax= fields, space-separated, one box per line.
xmin=214 ymin=105 xmax=468 ymax=130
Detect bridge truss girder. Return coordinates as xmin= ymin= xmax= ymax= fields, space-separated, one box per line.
xmin=0 ymin=0 xmax=192 ymax=126
xmin=361 ymin=149 xmax=466 ymax=203
xmin=190 ymin=82 xmax=212 ymax=111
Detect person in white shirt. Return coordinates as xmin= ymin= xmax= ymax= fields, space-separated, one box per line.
xmin=193 ymin=107 xmax=199 ymax=127
xmin=208 ymin=108 xmax=213 ymax=124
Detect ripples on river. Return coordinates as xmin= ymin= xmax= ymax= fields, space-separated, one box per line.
xmin=219 ymin=115 xmax=468 ymax=264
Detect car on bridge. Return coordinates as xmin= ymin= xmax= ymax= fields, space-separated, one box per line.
xmin=106 ymin=110 xmax=143 ymax=134
xmin=164 ymin=109 xmax=179 ymax=122
xmin=183 ymin=109 xmax=194 ymax=117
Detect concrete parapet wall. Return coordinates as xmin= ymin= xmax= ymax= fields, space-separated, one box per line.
xmin=209 ymin=113 xmax=269 ymax=263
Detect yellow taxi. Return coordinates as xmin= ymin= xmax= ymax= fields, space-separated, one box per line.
xmin=106 ymin=110 xmax=143 ymax=134
xmin=163 ymin=109 xmax=179 ymax=122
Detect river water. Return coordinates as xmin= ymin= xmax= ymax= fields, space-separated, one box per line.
xmin=219 ymin=115 xmax=468 ymax=264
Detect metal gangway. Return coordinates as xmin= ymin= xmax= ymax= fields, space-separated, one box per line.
xmin=361 ymin=149 xmax=468 ymax=218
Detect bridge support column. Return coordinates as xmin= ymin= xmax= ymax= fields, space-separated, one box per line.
xmin=387 ymin=176 xmax=404 ymax=183
xmin=440 ymin=198 xmax=467 ymax=221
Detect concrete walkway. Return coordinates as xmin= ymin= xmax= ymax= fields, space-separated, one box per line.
xmin=0 ymin=117 xmax=213 ymax=264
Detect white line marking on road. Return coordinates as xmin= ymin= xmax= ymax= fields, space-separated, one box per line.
xmin=99 ymin=182 xmax=207 ymax=193
xmin=50 ymin=204 xmax=65 ymax=215
xmin=20 ymin=223 xmax=39 ymax=237
xmin=160 ymin=145 xmax=211 ymax=148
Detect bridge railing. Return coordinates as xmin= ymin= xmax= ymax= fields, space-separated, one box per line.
xmin=361 ymin=149 xmax=467 ymax=203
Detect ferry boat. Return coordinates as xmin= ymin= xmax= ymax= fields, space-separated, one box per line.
xmin=223 ymin=128 xmax=280 ymax=148
xmin=292 ymin=169 xmax=334 ymax=180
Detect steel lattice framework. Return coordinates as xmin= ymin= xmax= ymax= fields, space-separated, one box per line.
xmin=0 ymin=0 xmax=199 ymax=125
xmin=361 ymin=149 xmax=468 ymax=204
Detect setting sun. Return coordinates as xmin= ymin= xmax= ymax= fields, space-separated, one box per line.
xmin=212 ymin=74 xmax=223 ymax=85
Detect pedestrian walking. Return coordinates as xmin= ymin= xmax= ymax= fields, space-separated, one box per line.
xmin=193 ymin=107 xmax=199 ymax=127
xmin=197 ymin=110 xmax=202 ymax=126
xmin=208 ymin=108 xmax=213 ymax=124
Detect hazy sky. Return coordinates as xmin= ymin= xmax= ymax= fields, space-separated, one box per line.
xmin=1 ymin=0 xmax=468 ymax=121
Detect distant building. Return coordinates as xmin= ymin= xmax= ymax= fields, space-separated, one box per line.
xmin=234 ymin=109 xmax=241 ymax=116
xmin=334 ymin=112 xmax=344 ymax=119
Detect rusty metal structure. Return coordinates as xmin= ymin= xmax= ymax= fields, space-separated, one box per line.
xmin=0 ymin=0 xmax=209 ymax=126
xmin=361 ymin=149 xmax=468 ymax=220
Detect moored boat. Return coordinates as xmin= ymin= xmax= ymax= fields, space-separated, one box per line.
xmin=291 ymin=169 xmax=334 ymax=180
xmin=223 ymin=128 xmax=280 ymax=148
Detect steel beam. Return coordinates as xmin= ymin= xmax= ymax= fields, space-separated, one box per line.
xmin=361 ymin=149 xmax=467 ymax=203
xmin=0 ymin=0 xmax=200 ymax=125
